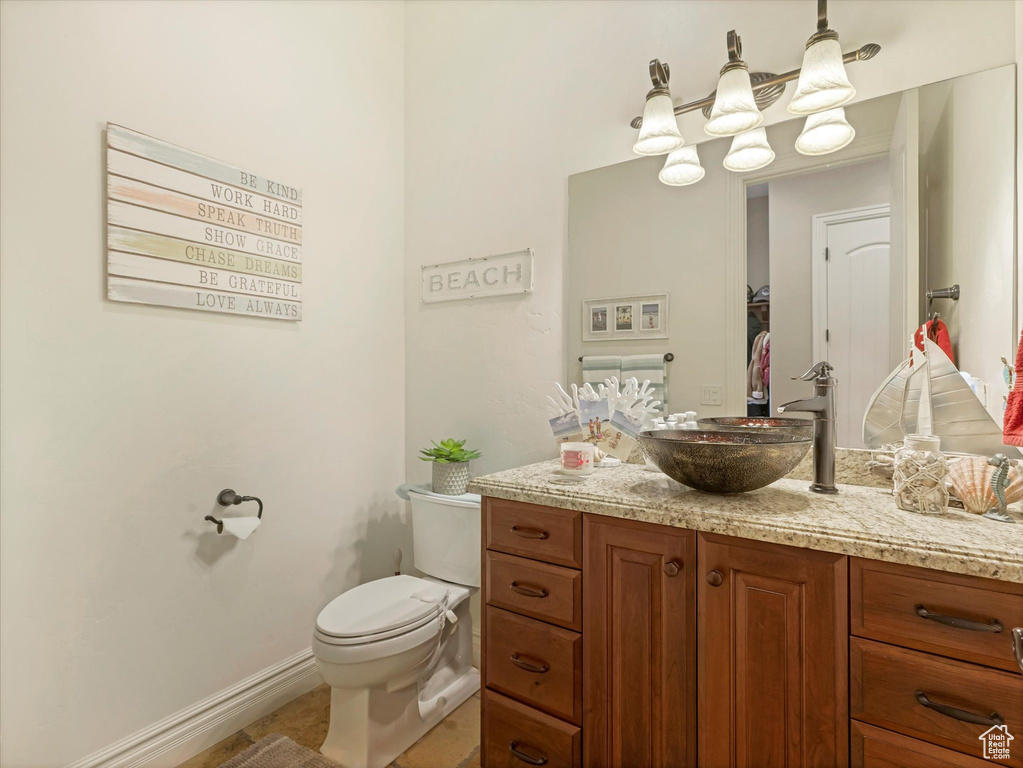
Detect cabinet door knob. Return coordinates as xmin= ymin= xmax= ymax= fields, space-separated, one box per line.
xmin=706 ymin=570 xmax=724 ymax=587
xmin=663 ymin=560 xmax=681 ymax=577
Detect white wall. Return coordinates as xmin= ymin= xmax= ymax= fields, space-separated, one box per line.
xmin=566 ymin=146 xmax=735 ymax=416
xmin=918 ymin=66 xmax=1016 ymax=420
xmin=746 ymin=195 xmax=770 ymax=294
xmin=404 ymin=0 xmax=1016 ymax=480
xmin=768 ymin=158 xmax=892 ymax=410
xmin=0 ymin=2 xmax=405 ymax=766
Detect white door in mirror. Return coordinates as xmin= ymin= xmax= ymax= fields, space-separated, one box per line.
xmin=818 ymin=211 xmax=891 ymax=448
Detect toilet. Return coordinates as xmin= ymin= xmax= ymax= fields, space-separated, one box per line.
xmin=312 ymin=486 xmax=481 ymax=768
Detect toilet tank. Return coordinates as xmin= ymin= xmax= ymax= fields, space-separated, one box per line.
xmin=408 ymin=489 xmax=481 ymax=588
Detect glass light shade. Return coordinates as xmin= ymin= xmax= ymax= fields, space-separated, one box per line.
xmin=659 ymin=145 xmax=705 ymax=186
xmin=633 ymin=92 xmax=685 ymax=156
xmin=723 ymin=128 xmax=775 ymax=172
xmin=795 ymin=107 xmax=855 ymax=155
xmin=788 ymin=37 xmax=856 ymax=115
xmin=704 ymin=66 xmax=764 ymax=137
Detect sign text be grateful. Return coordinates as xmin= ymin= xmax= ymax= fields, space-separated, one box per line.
xmin=420 ymin=249 xmax=534 ymax=304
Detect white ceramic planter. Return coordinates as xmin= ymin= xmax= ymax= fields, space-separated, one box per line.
xmin=432 ymin=462 xmax=471 ymax=496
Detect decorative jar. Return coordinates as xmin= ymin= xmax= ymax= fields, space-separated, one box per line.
xmin=893 ymin=435 xmax=950 ymax=515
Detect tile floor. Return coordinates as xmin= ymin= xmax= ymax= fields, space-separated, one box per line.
xmin=177 ymin=684 xmax=480 ymax=768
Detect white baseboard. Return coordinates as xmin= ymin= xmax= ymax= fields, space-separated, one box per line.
xmin=67 ymin=649 xmax=321 ymax=768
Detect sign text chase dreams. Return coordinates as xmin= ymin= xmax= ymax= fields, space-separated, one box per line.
xmin=106 ymin=123 xmax=303 ymax=321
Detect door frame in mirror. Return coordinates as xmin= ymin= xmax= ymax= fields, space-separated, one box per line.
xmin=724 ymin=132 xmax=895 ymax=415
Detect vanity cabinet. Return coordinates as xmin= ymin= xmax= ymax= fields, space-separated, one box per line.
xmin=582 ymin=516 xmax=696 ymax=767
xmin=479 ymin=498 xmax=1022 ymax=767
xmin=698 ymin=533 xmax=849 ymax=768
xmin=849 ymin=558 xmax=1023 ymax=768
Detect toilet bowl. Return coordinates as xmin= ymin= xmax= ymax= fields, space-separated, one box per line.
xmin=312 ymin=487 xmax=481 ymax=768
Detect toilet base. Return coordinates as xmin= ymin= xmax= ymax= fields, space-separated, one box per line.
xmin=318 ymin=588 xmax=479 ymax=768
xmin=319 ymin=666 xmax=479 ymax=768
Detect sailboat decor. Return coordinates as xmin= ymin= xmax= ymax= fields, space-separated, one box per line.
xmin=863 ymin=339 xmax=1020 ymax=458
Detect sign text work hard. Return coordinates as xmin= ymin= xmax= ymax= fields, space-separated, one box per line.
xmin=106 ymin=124 xmax=303 ymax=320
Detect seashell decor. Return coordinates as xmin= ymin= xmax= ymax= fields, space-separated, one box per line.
xmin=948 ymin=456 xmax=1023 ymax=515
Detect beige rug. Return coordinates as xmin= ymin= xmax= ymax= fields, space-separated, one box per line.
xmin=219 ymin=734 xmax=341 ymax=768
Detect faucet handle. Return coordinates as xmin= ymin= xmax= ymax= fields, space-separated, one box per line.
xmin=793 ymin=361 xmax=834 ymax=382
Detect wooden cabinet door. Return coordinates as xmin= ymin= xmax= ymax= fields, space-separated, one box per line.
xmin=583 ymin=515 xmax=696 ymax=768
xmin=698 ymin=533 xmax=849 ymax=768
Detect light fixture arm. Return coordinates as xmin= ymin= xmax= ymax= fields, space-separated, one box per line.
xmin=817 ymin=0 xmax=828 ymax=33
xmin=629 ymin=43 xmax=880 ymax=129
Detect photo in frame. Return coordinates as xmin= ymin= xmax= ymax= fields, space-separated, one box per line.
xmin=582 ymin=294 xmax=668 ymax=341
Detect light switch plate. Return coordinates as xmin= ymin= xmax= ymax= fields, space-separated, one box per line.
xmin=700 ymin=385 xmax=722 ymax=406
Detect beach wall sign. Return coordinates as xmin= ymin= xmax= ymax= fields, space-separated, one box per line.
xmin=421 ymin=249 xmax=534 ymax=304
xmin=106 ymin=124 xmax=303 ymax=320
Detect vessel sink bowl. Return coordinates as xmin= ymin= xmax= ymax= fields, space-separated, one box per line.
xmin=697 ymin=416 xmax=814 ymax=439
xmin=638 ymin=429 xmax=812 ymax=494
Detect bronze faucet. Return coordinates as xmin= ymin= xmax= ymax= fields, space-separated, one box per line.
xmin=777 ymin=361 xmax=838 ymax=494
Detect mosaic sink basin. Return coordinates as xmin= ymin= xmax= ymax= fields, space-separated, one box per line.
xmin=638 ymin=429 xmax=812 ymax=494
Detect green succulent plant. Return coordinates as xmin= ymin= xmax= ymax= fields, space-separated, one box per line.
xmin=419 ymin=438 xmax=481 ymax=464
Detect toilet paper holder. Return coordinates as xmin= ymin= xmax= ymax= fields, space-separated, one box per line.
xmin=205 ymin=489 xmax=264 ymax=534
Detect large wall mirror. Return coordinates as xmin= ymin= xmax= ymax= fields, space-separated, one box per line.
xmin=567 ymin=64 xmax=1017 ymax=451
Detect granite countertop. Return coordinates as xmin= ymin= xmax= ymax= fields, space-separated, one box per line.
xmin=468 ymin=459 xmax=1023 ymax=583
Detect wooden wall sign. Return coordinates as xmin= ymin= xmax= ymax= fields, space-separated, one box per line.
xmin=421 ymin=249 xmax=534 ymax=304
xmin=106 ymin=124 xmax=303 ymax=320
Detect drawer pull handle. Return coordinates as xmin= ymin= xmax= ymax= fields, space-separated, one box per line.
xmin=509 ymin=742 xmax=548 ymax=766
xmin=511 ymin=525 xmax=550 ymax=540
xmin=914 ymin=691 xmax=1004 ymax=727
xmin=1013 ymin=627 xmax=1023 ymax=674
xmin=510 ymin=653 xmax=550 ymax=674
xmin=915 ymin=605 xmax=1003 ymax=633
xmin=510 ymin=581 xmax=549 ymax=598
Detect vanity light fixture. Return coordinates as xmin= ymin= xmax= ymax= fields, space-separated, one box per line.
xmin=795 ymin=107 xmax=855 ymax=155
xmin=633 ymin=60 xmax=686 ymax=156
xmin=659 ymin=145 xmax=706 ymax=186
xmin=628 ymin=0 xmax=879 ymax=186
xmin=723 ymin=128 xmax=775 ymax=172
xmin=788 ymin=1 xmax=856 ymax=115
xmin=704 ymin=31 xmax=764 ymax=137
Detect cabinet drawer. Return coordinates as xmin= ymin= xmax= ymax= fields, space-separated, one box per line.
xmin=851 ymin=558 xmax=1023 ymax=671
xmin=487 ymin=551 xmax=582 ymax=631
xmin=486 ymin=498 xmax=582 ymax=568
xmin=852 ymin=721 xmax=995 ymax=768
xmin=483 ymin=690 xmax=581 ymax=768
xmin=851 ymin=637 xmax=1023 ymax=766
xmin=486 ymin=607 xmax=582 ymax=724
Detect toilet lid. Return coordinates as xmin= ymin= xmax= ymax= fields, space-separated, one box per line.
xmin=315 ymin=575 xmax=447 ymax=639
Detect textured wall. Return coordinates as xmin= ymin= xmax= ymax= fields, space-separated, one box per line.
xmin=0 ymin=2 xmax=405 ymax=765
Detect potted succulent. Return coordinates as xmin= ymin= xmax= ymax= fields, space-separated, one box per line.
xmin=420 ymin=438 xmax=481 ymax=495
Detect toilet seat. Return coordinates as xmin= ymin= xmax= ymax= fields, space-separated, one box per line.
xmin=315 ymin=575 xmax=449 ymax=646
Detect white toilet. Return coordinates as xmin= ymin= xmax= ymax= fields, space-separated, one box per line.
xmin=312 ymin=487 xmax=481 ymax=768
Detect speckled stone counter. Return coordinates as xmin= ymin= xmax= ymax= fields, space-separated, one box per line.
xmin=468 ymin=459 xmax=1023 ymax=583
